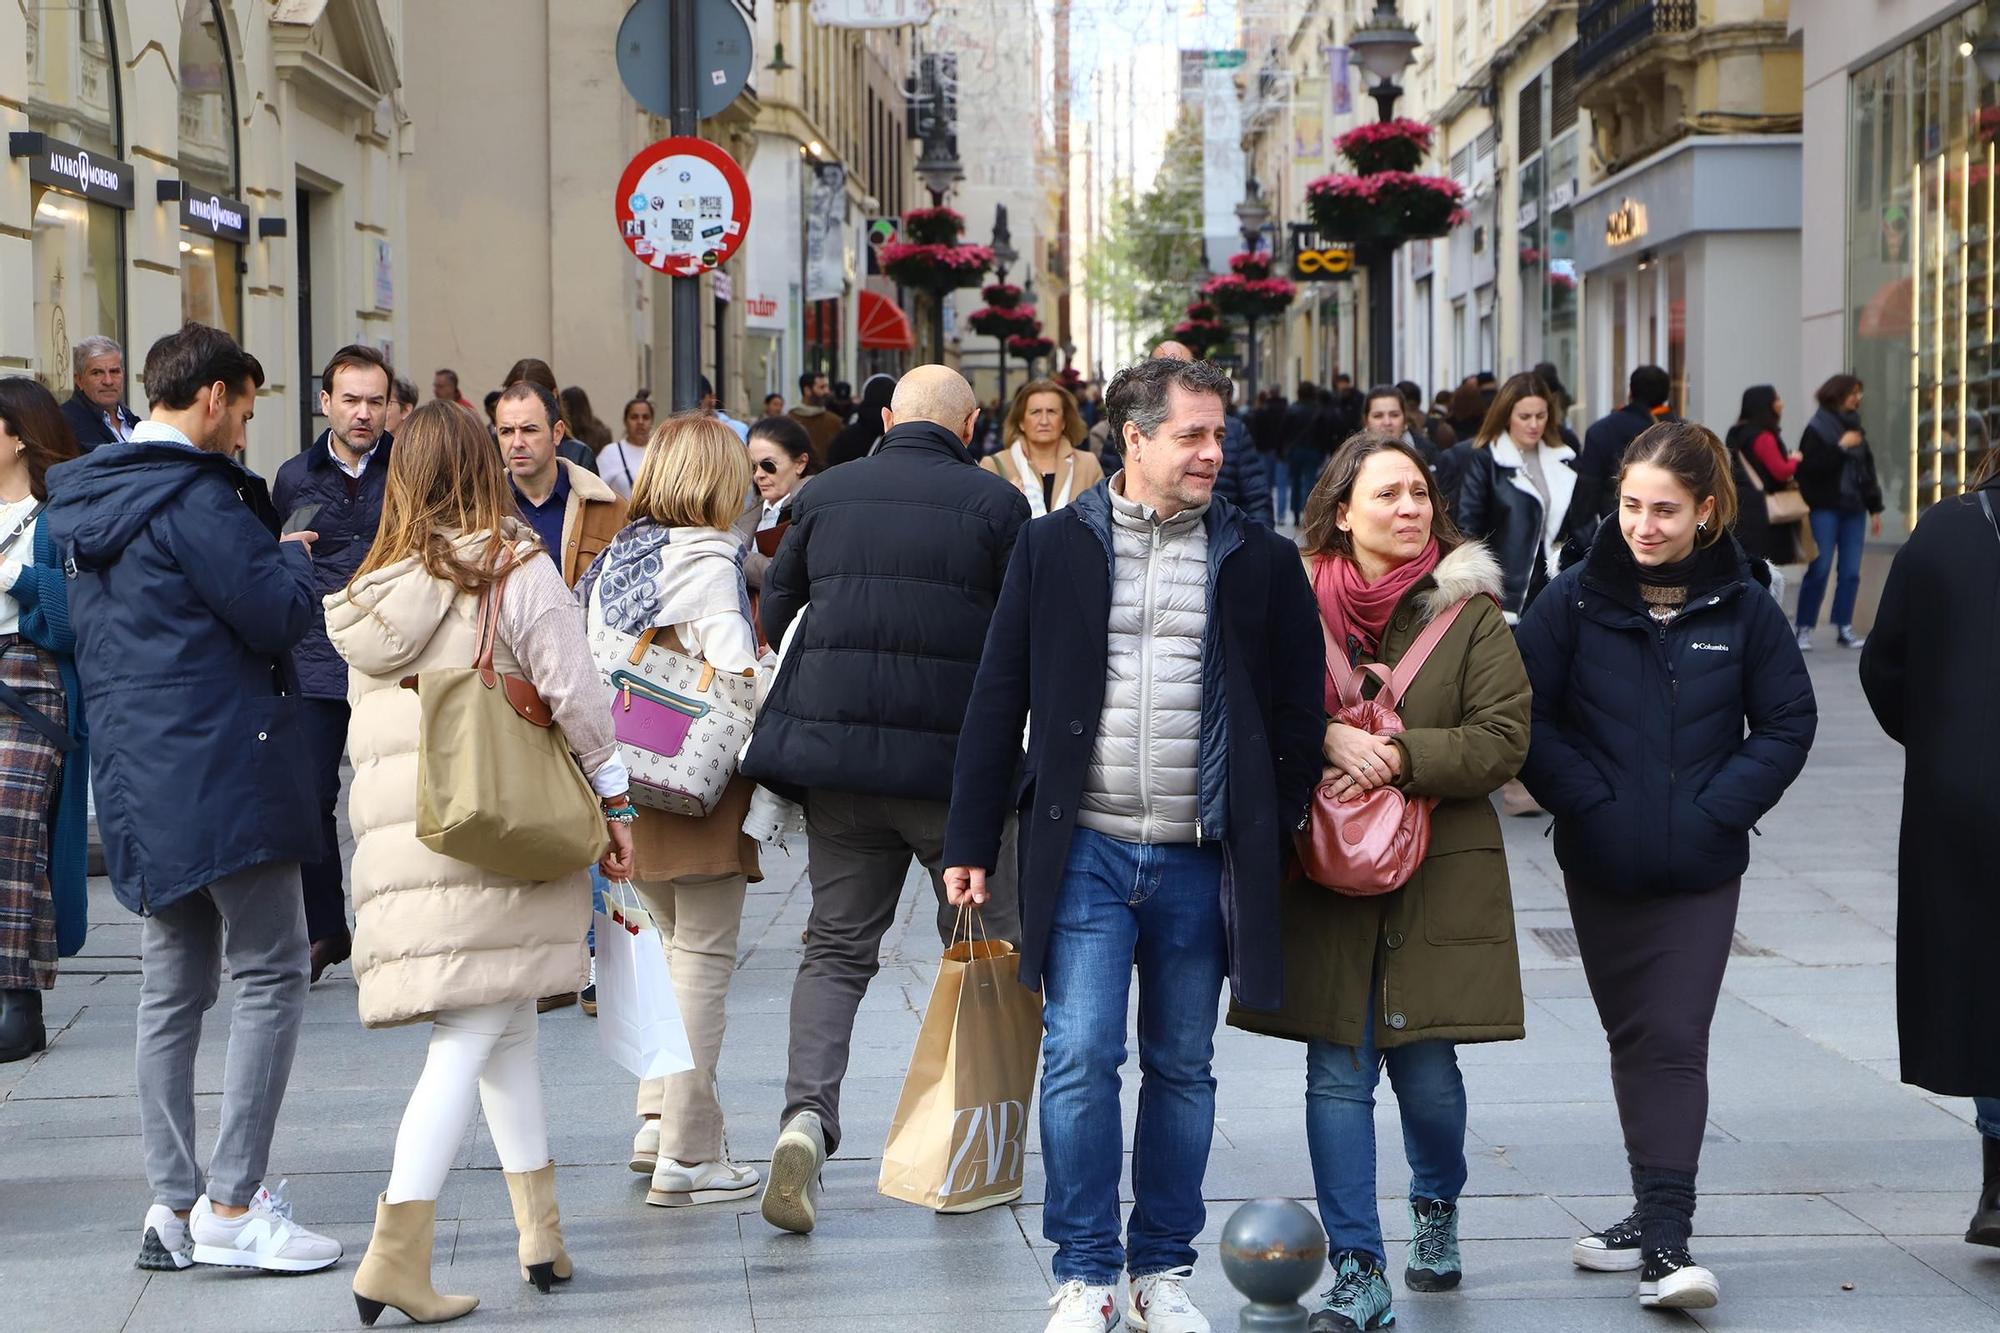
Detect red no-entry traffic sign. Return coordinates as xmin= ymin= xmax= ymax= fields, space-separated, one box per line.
xmin=613 ymin=136 xmax=751 ymax=277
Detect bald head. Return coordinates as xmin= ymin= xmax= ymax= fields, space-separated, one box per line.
xmin=1151 ymin=340 xmax=1196 ymax=362
xmin=886 ymin=364 xmax=980 ymax=443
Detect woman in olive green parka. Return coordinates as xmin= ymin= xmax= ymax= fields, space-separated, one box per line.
xmin=1229 ymin=433 xmax=1530 ymax=1332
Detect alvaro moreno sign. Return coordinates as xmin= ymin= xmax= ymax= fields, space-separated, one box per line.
xmin=8 ymin=131 xmax=135 ymax=209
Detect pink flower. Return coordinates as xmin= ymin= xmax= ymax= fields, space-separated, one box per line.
xmin=1334 ymin=118 xmax=1435 ymax=154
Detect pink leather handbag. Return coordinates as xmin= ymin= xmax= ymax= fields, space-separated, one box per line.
xmin=1296 ymin=596 xmax=1479 ymax=897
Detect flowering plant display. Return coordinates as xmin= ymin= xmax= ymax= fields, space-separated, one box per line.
xmin=1173 ymin=318 xmax=1233 ymax=357
xmin=1333 ymin=118 xmax=1434 ymax=175
xmin=1006 ymin=334 xmax=1057 ymax=362
xmin=1202 ymin=272 xmax=1297 ymax=321
xmin=1228 ymin=252 xmax=1277 ymax=280
xmin=901 ymin=206 xmax=968 ymax=246
xmin=878 ymin=242 xmax=995 ymax=290
xmin=980 ymin=281 xmax=1024 ymax=309
xmin=1305 ymin=171 xmax=1465 ymax=241
xmin=968 ymin=305 xmax=1042 ymax=339
xmin=1184 ymin=299 xmax=1222 ymax=322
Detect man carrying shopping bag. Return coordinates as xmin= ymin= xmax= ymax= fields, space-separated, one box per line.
xmin=878 ymin=910 xmax=1041 ymax=1214
xmin=944 ymin=356 xmax=1326 ymax=1333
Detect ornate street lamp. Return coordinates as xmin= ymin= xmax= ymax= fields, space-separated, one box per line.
xmin=990 ymin=204 xmax=1018 ymax=409
xmin=1344 ymin=1 xmax=1423 ymax=382
xmin=1348 ymin=0 xmax=1422 ymax=123
xmin=1235 ymin=179 xmax=1272 ymax=402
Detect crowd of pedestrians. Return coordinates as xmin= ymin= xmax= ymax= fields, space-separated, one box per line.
xmin=0 ymin=316 xmax=1993 ymax=1333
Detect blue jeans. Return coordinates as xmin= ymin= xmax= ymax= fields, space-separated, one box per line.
xmin=1976 ymin=1097 xmax=2000 ymax=1139
xmin=1797 ymin=509 xmax=1867 ymax=630
xmin=586 ymin=866 xmax=608 ymax=952
xmin=1040 ymin=827 xmax=1228 ymax=1283
xmin=1306 ymin=1011 xmax=1469 ymax=1264
xmin=1265 ymin=453 xmax=1290 ymax=519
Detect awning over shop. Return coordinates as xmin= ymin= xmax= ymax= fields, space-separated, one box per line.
xmin=858 ymin=289 xmax=914 ymax=351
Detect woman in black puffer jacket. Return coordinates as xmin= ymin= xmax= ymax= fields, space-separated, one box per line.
xmin=1516 ymin=421 xmax=1816 ymax=1314
xmin=1793 ymin=373 xmax=1884 ymax=648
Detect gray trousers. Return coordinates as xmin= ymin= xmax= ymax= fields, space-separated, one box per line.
xmin=783 ymin=789 xmax=1020 ymax=1154
xmin=137 ymin=861 xmax=309 ymax=1210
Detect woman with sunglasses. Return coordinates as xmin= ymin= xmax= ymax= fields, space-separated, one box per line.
xmin=735 ymin=414 xmax=818 ymax=592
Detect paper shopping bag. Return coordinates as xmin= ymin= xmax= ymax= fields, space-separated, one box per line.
xmin=592 ymin=885 xmax=695 ymax=1081
xmin=877 ymin=926 xmax=1043 ymax=1212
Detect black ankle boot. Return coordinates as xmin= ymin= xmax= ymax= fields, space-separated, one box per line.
xmin=1969 ymin=1135 xmax=2000 ymax=1248
xmin=0 ymin=988 xmax=46 ymax=1062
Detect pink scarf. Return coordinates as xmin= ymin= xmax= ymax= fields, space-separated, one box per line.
xmin=1312 ymin=540 xmax=1442 ymax=691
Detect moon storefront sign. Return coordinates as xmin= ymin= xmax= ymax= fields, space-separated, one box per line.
xmin=614 ymin=137 xmax=751 ymax=277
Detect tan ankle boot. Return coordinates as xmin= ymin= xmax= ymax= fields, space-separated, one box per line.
xmin=503 ymin=1161 xmax=572 ymax=1292
xmin=352 ymin=1195 xmax=478 ymax=1326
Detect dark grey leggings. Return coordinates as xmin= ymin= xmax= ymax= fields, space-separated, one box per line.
xmin=1566 ymin=875 xmax=1742 ymax=1176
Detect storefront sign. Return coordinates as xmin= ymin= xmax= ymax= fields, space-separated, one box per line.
xmin=160 ymin=180 xmax=251 ymax=243
xmin=9 ymin=131 xmax=134 ymax=209
xmin=1605 ymin=197 xmax=1649 ymax=247
xmin=809 ymin=0 xmax=933 ymax=27
xmin=1288 ymin=224 xmax=1356 ymax=282
xmin=1548 ymin=178 xmax=1577 ymax=212
xmin=613 ymin=136 xmax=752 ymax=277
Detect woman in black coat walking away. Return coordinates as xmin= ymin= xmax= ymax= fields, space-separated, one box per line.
xmin=1516 ymin=422 xmax=1816 ymax=1311
xmin=1858 ymin=449 xmax=2000 ymax=1250
xmin=1793 ymin=374 xmax=1884 ymax=649
xmin=1724 ymin=385 xmax=1809 ymax=566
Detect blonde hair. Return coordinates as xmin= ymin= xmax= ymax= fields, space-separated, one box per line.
xmin=1002 ymin=379 xmax=1086 ymax=447
xmin=629 ymin=412 xmax=753 ymax=530
xmin=352 ymin=401 xmax=534 ymax=593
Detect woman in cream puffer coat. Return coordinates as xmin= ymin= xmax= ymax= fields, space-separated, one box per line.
xmin=325 ymin=402 xmax=635 ymax=1327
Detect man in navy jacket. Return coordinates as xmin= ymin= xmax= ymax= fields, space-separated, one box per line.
xmin=59 ymin=335 xmax=142 ymax=451
xmin=44 ymin=322 xmax=340 ymax=1276
xmin=272 ymin=344 xmax=394 ymax=981
xmin=944 ymin=356 xmax=1324 ymax=1331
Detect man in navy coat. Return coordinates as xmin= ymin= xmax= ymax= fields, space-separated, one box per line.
xmin=272 ymin=343 xmax=395 ymax=982
xmin=59 ymin=335 xmax=142 ymax=451
xmin=45 ymin=322 xmax=342 ymax=1276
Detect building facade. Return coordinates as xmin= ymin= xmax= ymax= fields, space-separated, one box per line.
xmin=3 ymin=0 xmax=410 ymax=476
xmin=1795 ymin=0 xmax=1999 ymax=535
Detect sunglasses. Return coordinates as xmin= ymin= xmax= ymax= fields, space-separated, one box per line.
xmin=755 ymin=458 xmax=790 ymax=475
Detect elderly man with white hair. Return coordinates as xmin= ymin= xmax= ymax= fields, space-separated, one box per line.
xmin=60 ymin=335 xmax=141 ymax=451
xmin=741 ymin=365 xmax=1030 ymax=1235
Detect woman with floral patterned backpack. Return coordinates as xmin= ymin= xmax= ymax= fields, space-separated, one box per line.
xmin=580 ymin=412 xmax=766 ymax=1209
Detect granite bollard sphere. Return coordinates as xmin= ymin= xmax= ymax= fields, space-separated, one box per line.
xmin=1220 ymin=1198 xmax=1328 ymax=1329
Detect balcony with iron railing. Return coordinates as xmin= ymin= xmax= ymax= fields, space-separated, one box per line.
xmin=1575 ymin=0 xmax=1697 ymax=77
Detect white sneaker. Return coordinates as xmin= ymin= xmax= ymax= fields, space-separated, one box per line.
xmin=647 ymin=1158 xmax=762 ymax=1207
xmin=136 ymin=1204 xmax=194 ymax=1271
xmin=1127 ymin=1266 xmax=1208 ymax=1332
xmin=630 ymin=1119 xmax=660 ymax=1174
xmin=188 ymin=1183 xmax=343 ymax=1273
xmin=1796 ymin=628 xmax=1815 ymax=651
xmin=760 ymin=1110 xmax=826 ymax=1234
xmin=1045 ymin=1278 xmax=1120 ymax=1332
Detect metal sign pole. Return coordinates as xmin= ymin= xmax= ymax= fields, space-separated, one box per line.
xmin=669 ymin=0 xmax=700 ymax=412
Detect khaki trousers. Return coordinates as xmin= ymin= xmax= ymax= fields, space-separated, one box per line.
xmin=631 ymin=871 xmax=749 ymax=1165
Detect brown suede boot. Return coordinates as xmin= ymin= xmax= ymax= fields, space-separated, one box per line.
xmin=351 ymin=1195 xmax=478 ymax=1326
xmin=503 ymin=1161 xmax=572 ymax=1292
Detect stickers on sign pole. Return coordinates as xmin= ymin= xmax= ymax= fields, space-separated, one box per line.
xmin=615 ymin=0 xmax=753 ymax=121
xmin=614 ymin=137 xmax=751 ymax=277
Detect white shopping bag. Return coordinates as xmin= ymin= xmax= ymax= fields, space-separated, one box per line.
xmin=593 ymin=881 xmax=695 ymax=1080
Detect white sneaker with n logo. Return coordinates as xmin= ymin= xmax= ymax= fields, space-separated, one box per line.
xmin=188 ymin=1183 xmax=343 ymax=1273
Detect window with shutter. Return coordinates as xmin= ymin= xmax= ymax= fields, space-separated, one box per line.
xmin=1552 ymin=47 xmax=1578 ymax=135
xmin=1518 ymin=74 xmax=1543 ymax=159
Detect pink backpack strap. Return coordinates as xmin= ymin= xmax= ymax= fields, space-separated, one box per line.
xmin=1376 ymin=594 xmax=1490 ymax=711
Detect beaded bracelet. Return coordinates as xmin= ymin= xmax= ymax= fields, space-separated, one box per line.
xmin=601 ymin=803 xmax=638 ymax=824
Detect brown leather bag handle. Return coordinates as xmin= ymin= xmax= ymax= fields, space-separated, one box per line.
xmin=473 ymin=546 xmax=517 ymax=686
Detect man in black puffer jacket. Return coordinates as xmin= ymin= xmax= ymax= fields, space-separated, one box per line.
xmin=743 ymin=365 xmax=1030 ymax=1234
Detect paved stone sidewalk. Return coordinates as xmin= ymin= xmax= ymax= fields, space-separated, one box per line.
xmin=3 ymin=654 xmax=1997 ymax=1331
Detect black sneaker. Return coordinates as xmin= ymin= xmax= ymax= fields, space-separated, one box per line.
xmin=1638 ymin=1247 xmax=1718 ymax=1309
xmin=1571 ymin=1212 xmax=1642 ymax=1271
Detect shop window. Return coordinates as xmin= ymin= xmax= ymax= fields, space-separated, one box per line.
xmin=1848 ymin=9 xmax=2000 ymax=530
xmin=23 ymin=0 xmax=124 ymax=396
xmin=177 ymin=1 xmax=242 ymax=340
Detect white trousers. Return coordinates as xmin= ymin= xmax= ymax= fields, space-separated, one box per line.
xmin=385 ymin=997 xmax=549 ymax=1203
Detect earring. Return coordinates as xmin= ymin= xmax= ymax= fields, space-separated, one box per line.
xmin=1696 ymin=521 xmax=1707 ymax=534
